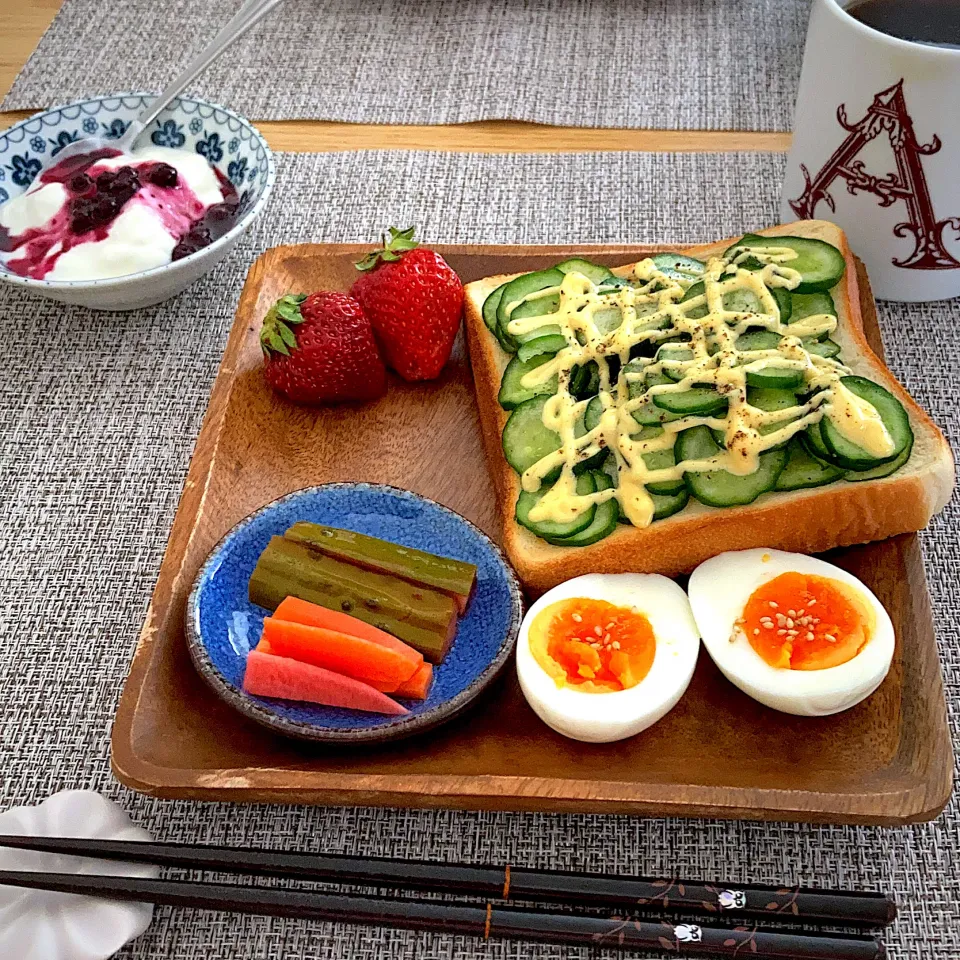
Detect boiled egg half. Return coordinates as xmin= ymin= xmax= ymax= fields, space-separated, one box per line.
xmin=688 ymin=548 xmax=894 ymax=716
xmin=516 ymin=573 xmax=700 ymax=742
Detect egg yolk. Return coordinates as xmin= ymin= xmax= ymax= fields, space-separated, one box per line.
xmin=528 ymin=598 xmax=656 ymax=693
xmin=740 ymin=572 xmax=875 ymax=670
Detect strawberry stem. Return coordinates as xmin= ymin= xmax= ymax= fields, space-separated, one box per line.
xmin=261 ymin=293 xmax=307 ymax=357
xmin=354 ymin=226 xmax=420 ymax=272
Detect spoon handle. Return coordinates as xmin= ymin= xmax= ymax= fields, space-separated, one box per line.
xmin=135 ymin=0 xmax=286 ymax=135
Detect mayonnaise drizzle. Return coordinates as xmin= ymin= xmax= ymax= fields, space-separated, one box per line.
xmin=504 ymin=244 xmax=892 ymax=528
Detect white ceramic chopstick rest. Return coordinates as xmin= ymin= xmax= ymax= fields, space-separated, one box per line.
xmin=0 ymin=790 xmax=157 ymax=960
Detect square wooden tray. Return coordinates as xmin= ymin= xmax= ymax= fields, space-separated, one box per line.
xmin=112 ymin=243 xmax=953 ymax=824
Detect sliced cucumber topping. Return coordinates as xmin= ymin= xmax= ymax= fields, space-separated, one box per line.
xmin=789 ymin=290 xmax=836 ymax=323
xmin=680 ymin=280 xmax=709 ymax=319
xmin=653 ymin=387 xmax=728 ymax=417
xmin=804 ymin=338 xmax=841 ymax=359
xmin=555 ymin=258 xmax=615 ymax=285
xmin=722 ymin=288 xmax=765 ymax=315
xmin=498 ymin=355 xmax=558 ymax=410
xmin=724 ymin=235 xmax=846 ymax=294
xmin=482 ymin=283 xmax=506 ymax=335
xmin=502 ymin=395 xmax=564 ymax=476
xmin=570 ymin=361 xmax=600 ymax=399
xmin=496 ymin=268 xmax=564 ymax=351
xmin=845 ymin=435 xmax=913 ymax=482
xmin=516 ymin=472 xmax=596 ymax=539
xmin=601 ymin=456 xmax=690 ymax=523
xmin=641 ymin=433 xmax=686 ymax=496
xmin=651 ymin=252 xmax=705 ymax=282
xmin=545 ymin=471 xmax=619 ymax=547
xmin=517 ymin=334 xmax=567 ymax=362
xmin=651 ymin=486 xmax=690 ymax=521
xmin=483 ymin=282 xmax=515 ymax=352
xmin=801 ymin=419 xmax=834 ymax=464
xmin=676 ymin=425 xmax=787 ymax=507
xmin=820 ymin=376 xmax=912 ymax=471
xmin=736 ymin=330 xmax=782 ymax=352
xmin=772 ymin=286 xmax=792 ymax=322
xmin=584 ymin=394 xmax=605 ymax=432
xmin=744 ymin=365 xmax=805 ymax=390
xmin=775 ymin=437 xmax=846 ymax=491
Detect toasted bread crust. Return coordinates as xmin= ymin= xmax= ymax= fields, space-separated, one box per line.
xmin=464 ymin=221 xmax=955 ymax=594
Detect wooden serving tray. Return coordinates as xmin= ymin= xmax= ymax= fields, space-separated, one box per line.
xmin=112 ymin=244 xmax=953 ymax=824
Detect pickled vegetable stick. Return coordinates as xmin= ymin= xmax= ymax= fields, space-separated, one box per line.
xmin=260 ymin=619 xmax=420 ymax=688
xmin=392 ymin=661 xmax=433 ymax=700
xmin=273 ymin=596 xmax=423 ymax=667
xmin=284 ymin=522 xmax=477 ymax=613
xmin=248 ymin=536 xmax=459 ymax=663
xmin=243 ymin=650 xmax=408 ymax=715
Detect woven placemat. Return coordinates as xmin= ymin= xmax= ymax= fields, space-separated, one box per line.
xmin=2 ymin=0 xmax=809 ymax=131
xmin=1 ymin=150 xmax=958 ymax=960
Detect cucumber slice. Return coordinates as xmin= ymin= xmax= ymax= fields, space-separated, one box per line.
xmin=570 ymin=361 xmax=599 ymax=399
xmin=631 ymin=399 xmax=683 ymax=426
xmin=584 ymin=394 xmax=604 ymax=432
xmin=498 ymin=355 xmax=558 ymax=410
xmin=789 ymin=290 xmax=836 ymax=323
xmin=680 ymin=280 xmax=709 ymax=319
xmin=483 ymin=282 xmax=515 ymax=352
xmin=653 ymin=387 xmax=728 ymax=417
xmin=497 ymin=268 xmax=564 ymax=350
xmin=601 ymin=457 xmax=691 ymax=524
xmin=593 ymin=305 xmax=623 ymax=336
xmin=658 ymin=344 xmax=695 ymax=382
xmin=502 ymin=395 xmax=563 ymax=475
xmin=676 ymin=425 xmax=787 ymax=507
xmin=801 ymin=419 xmax=835 ymax=464
xmin=642 ymin=434 xmax=686 ymax=496
xmin=516 ymin=472 xmax=596 ymax=540
xmin=651 ymin=486 xmax=690 ymax=521
xmin=772 ymin=286 xmax=793 ymax=322
xmin=482 ymin=283 xmax=506 ymax=335
xmin=722 ymin=288 xmax=764 ymax=315
xmin=775 ymin=437 xmax=846 ymax=491
xmin=545 ymin=471 xmax=619 ymax=547
xmin=736 ymin=330 xmax=782 ymax=352
xmin=555 ymin=258 xmax=615 ymax=285
xmin=651 ymin=252 xmax=705 ymax=282
xmin=745 ymin=365 xmax=805 ymax=390
xmin=517 ymin=334 xmax=567 ymax=362
xmin=845 ymin=435 xmax=913 ymax=482
xmin=724 ymin=236 xmax=846 ymax=294
xmin=803 ymin=338 xmax=841 ymax=359
xmin=820 ymin=376 xmax=912 ymax=470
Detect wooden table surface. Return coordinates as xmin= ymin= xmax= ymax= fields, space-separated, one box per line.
xmin=0 ymin=0 xmax=791 ymax=153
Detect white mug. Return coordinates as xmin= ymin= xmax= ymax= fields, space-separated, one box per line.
xmin=780 ymin=0 xmax=960 ymax=302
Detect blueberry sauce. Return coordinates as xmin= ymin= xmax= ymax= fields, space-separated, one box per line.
xmin=0 ymin=151 xmax=240 ymax=280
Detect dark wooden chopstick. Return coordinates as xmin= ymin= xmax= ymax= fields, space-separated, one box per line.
xmin=0 ymin=834 xmax=895 ymax=926
xmin=0 ymin=869 xmax=886 ymax=960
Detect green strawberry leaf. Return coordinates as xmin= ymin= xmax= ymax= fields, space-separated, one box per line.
xmin=278 ymin=323 xmax=298 ymax=349
xmin=261 ymin=294 xmax=306 ymax=358
xmin=354 ymin=225 xmax=421 ymax=272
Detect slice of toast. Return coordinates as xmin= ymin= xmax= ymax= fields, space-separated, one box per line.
xmin=463 ymin=220 xmax=955 ymax=595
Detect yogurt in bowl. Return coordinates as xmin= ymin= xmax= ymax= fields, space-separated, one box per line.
xmin=1 ymin=145 xmax=240 ymax=281
xmin=0 ymin=92 xmax=274 ymax=311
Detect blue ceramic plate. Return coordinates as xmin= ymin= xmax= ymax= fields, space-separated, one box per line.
xmin=185 ymin=484 xmax=523 ymax=743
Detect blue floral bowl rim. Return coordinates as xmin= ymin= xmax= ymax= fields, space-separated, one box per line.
xmin=184 ymin=482 xmax=525 ymax=744
xmin=0 ymin=91 xmax=276 ymax=291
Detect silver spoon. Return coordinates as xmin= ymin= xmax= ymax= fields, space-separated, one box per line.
xmin=38 ymin=0 xmax=285 ymax=173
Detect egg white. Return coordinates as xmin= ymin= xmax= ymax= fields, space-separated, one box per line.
xmin=688 ymin=549 xmax=895 ymax=717
xmin=516 ymin=573 xmax=700 ymax=743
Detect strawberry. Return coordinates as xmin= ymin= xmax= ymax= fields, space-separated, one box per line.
xmin=351 ymin=227 xmax=464 ymax=381
xmin=260 ymin=291 xmax=386 ymax=405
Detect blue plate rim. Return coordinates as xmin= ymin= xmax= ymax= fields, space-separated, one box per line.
xmin=184 ymin=482 xmax=524 ymax=744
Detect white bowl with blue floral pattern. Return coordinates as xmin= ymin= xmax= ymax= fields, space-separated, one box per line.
xmin=0 ymin=92 xmax=275 ymax=311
